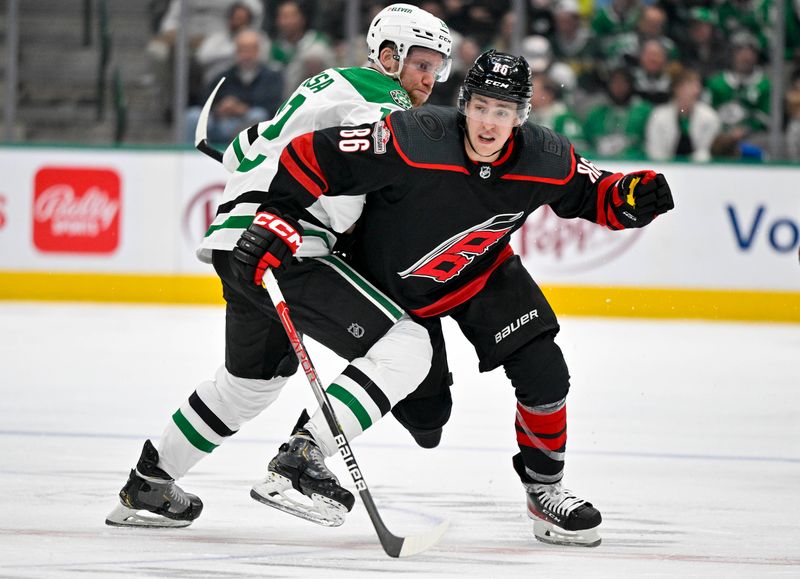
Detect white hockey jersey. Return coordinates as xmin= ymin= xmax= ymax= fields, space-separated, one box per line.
xmin=197 ymin=66 xmax=413 ymax=263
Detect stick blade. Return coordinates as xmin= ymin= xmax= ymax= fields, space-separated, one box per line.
xmin=194 ymin=76 xmax=226 ymax=146
xmin=396 ymin=519 xmax=449 ymax=557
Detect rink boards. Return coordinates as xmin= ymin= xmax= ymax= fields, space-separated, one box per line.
xmin=0 ymin=144 xmax=798 ymax=322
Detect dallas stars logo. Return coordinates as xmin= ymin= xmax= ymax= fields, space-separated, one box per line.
xmin=390 ymin=89 xmax=412 ymax=110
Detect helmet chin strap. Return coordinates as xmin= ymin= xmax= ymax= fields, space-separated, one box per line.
xmin=464 ymin=127 xmax=508 ymax=160
xmin=372 ymin=51 xmax=403 ymax=81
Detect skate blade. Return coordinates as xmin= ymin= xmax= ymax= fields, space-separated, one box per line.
xmin=533 ymin=520 xmax=601 ymax=547
xmin=251 ymin=475 xmax=347 ymax=527
xmin=105 ymin=503 xmax=193 ymax=528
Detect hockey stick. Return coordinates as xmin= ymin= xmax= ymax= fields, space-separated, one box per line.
xmin=262 ymin=269 xmax=449 ymax=558
xmin=194 ymin=76 xmax=225 ymax=162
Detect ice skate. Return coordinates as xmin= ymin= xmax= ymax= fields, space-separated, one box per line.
xmin=105 ymin=440 xmax=203 ymax=528
xmin=251 ymin=412 xmax=355 ymax=527
xmin=525 ymin=481 xmax=602 ymax=547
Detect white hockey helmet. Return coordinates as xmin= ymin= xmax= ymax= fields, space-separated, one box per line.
xmin=367 ymin=3 xmax=453 ymax=82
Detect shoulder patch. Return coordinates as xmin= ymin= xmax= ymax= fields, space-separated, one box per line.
xmin=541 ymin=127 xmax=563 ymax=156
xmin=413 ymin=109 xmax=445 ymax=141
xmin=372 ymin=120 xmax=391 ymax=154
xmin=390 ymin=89 xmax=412 ymax=110
xmin=503 ymin=123 xmax=574 ymax=182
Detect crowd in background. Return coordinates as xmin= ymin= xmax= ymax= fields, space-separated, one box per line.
xmin=144 ymin=0 xmax=800 ymax=162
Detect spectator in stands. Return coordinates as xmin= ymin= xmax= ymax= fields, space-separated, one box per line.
xmin=527 ymin=0 xmax=556 ymax=37
xmin=270 ymin=0 xmax=331 ymax=98
xmin=608 ymin=5 xmax=678 ymax=68
xmin=552 ymin=0 xmax=596 ymax=93
xmin=584 ymin=67 xmax=652 ymax=158
xmin=717 ymin=0 xmax=769 ymax=55
xmin=147 ymin=0 xmax=264 ymax=115
xmin=521 ymin=35 xmax=577 ymax=103
xmin=453 ymin=0 xmax=509 ymax=47
xmin=632 ymin=39 xmax=672 ymax=105
xmin=195 ymin=2 xmax=271 ymax=87
xmin=185 ymin=29 xmax=283 ymax=144
xmin=645 ymin=69 xmax=721 ymax=161
xmin=592 ymin=0 xmax=642 ymax=37
xmin=706 ymin=35 xmax=770 ymax=134
xmin=785 ymin=68 xmax=800 ymax=161
xmin=680 ymin=7 xmax=727 ymax=81
xmin=530 ymin=73 xmax=588 ymax=150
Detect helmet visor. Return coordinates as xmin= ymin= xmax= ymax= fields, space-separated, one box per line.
xmin=403 ymin=48 xmax=452 ymax=82
xmin=459 ymin=91 xmax=529 ymax=127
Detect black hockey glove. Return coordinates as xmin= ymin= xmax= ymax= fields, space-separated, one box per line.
xmin=232 ymin=208 xmax=302 ymax=285
xmin=607 ymin=170 xmax=674 ymax=229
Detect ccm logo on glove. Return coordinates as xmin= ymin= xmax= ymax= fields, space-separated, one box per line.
xmin=233 ymin=209 xmax=302 ymax=285
xmin=252 ymin=213 xmax=302 ymax=252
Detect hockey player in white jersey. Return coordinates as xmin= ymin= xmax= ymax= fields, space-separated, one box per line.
xmin=106 ymin=4 xmax=452 ymax=529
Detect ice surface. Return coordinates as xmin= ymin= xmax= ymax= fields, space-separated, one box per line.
xmin=1 ymin=302 xmax=798 ymax=578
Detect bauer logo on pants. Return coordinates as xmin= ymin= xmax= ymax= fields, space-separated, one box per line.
xmin=33 ymin=167 xmax=121 ymax=254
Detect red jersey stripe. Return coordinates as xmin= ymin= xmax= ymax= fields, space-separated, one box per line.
xmin=291 ymin=132 xmax=329 ymax=194
xmin=280 ymin=146 xmax=323 ymax=198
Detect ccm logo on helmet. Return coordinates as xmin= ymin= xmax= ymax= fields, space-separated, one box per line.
xmin=253 ymin=213 xmax=302 ymax=252
xmin=485 ymin=79 xmax=510 ymax=88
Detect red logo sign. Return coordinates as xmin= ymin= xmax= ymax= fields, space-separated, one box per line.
xmin=516 ymin=206 xmax=642 ymax=273
xmin=182 ymin=183 xmax=225 ymax=245
xmin=33 ymin=167 xmax=121 ymax=253
xmin=0 ymin=194 xmax=6 ymax=230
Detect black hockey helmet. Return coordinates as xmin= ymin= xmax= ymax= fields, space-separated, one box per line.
xmin=458 ymin=49 xmax=533 ymax=125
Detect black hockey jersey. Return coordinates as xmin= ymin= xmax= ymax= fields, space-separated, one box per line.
xmin=268 ymin=106 xmax=627 ymax=317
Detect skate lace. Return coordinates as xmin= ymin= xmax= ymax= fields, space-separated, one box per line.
xmin=164 ymin=481 xmax=190 ymax=509
xmin=535 ymin=484 xmax=586 ymax=517
xmin=304 ymin=443 xmax=335 ymax=479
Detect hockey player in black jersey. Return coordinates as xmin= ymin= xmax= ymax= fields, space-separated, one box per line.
xmin=250 ymin=50 xmax=674 ymax=546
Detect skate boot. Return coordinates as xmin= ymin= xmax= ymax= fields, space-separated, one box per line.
xmin=251 ymin=411 xmax=355 ymax=527
xmin=514 ymin=454 xmax=601 ymax=546
xmin=105 ymin=440 xmax=203 ymax=528
xmin=525 ymin=481 xmax=602 ymax=547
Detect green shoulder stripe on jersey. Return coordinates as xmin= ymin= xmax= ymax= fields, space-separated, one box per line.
xmin=317 ymin=255 xmax=404 ymax=321
xmin=302 ymin=228 xmax=333 ymax=249
xmin=335 ymin=68 xmax=411 ymax=109
xmin=232 ymin=137 xmax=266 ymax=172
xmin=172 ymin=409 xmax=218 ymax=453
xmin=204 ymin=215 xmax=255 ymax=237
xmin=327 ymin=383 xmax=372 ymax=431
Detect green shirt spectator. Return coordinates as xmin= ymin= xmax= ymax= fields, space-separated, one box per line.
xmin=706 ymin=40 xmax=770 ymax=132
xmin=583 ymin=67 xmax=652 ymax=159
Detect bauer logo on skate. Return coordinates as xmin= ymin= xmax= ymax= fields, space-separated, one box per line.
xmin=516 ymin=206 xmax=642 ymax=274
xmin=33 ymin=167 xmax=121 ymax=253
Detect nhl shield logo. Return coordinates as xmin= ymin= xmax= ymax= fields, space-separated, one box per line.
xmin=390 ymin=89 xmax=412 ymax=110
xmin=347 ymin=323 xmax=365 ymax=338
xmin=479 ymin=165 xmax=491 ymax=179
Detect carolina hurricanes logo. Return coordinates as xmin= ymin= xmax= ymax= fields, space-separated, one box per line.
xmin=398 ymin=213 xmax=523 ymax=282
